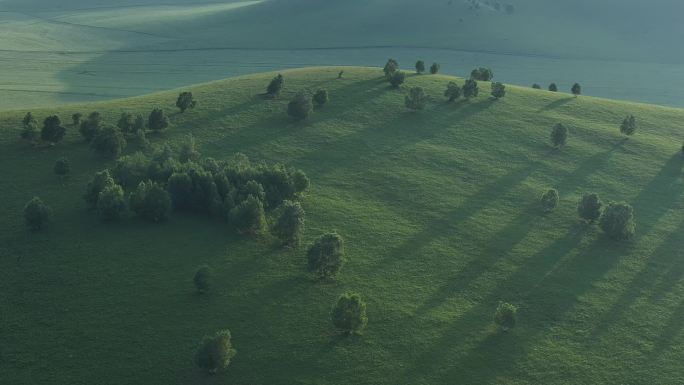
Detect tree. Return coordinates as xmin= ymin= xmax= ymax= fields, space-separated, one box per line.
xmin=84 ymin=169 xmax=116 ymax=208
xmin=79 ymin=112 xmax=103 ymax=142
xmin=532 ymin=84 xmax=541 ymax=89
xmin=21 ymin=112 xmax=39 ymax=142
xmin=548 ymin=83 xmax=558 ymax=92
xmin=266 ymin=74 xmax=284 ymax=98
xmin=571 ymin=83 xmax=582 ymax=97
xmin=415 ymin=60 xmax=425 ymax=74
xmin=193 ymin=264 xmax=212 ymax=293
xmin=550 ymin=123 xmax=568 ymax=148
xmin=312 ymin=89 xmax=329 ymax=107
xmin=600 ymin=202 xmax=636 ymax=240
xmin=195 ymin=330 xmax=237 ymax=374
xmin=577 ymin=193 xmax=603 ymax=223
xmin=116 ymin=112 xmax=135 ymax=134
xmin=133 ymin=114 xmax=146 ymax=133
xmin=383 ymin=58 xmax=399 ymax=77
xmin=41 ymin=115 xmax=66 ymax=144
xmin=338 ymin=70 xmax=344 ymax=79
xmin=388 ymin=71 xmax=406 ymax=88
xmin=176 ymin=91 xmax=197 ymax=113
xmin=292 ymin=169 xmax=310 ymax=194
xmin=148 ymin=108 xmax=169 ymax=132
xmin=23 ymin=112 xmax=37 ymax=129
xmin=97 ymin=184 xmax=127 ymax=221
xmin=167 ymin=172 xmax=193 ymax=209
xmin=179 ymin=134 xmax=200 ymax=163
xmin=229 ymin=195 xmax=266 ymax=235
xmin=54 ymin=157 xmax=70 ymax=179
xmin=620 ymin=115 xmax=637 ymax=137
xmin=471 ymin=67 xmax=494 ymax=81
xmin=430 ymin=62 xmax=440 ymax=75
xmin=463 ymin=79 xmax=479 ymax=99
xmin=491 ymin=82 xmax=506 ymax=99
xmin=130 ymin=180 xmax=172 ymax=222
xmin=405 ymin=87 xmax=428 ymax=111
xmin=307 ymin=232 xmax=344 ymax=279
xmin=287 ymin=92 xmax=313 ymax=120
xmin=540 ymin=189 xmax=559 ymax=212
xmin=92 ymin=126 xmax=127 ymax=158
xmin=72 ymin=112 xmax=82 ymax=126
xmin=494 ymin=302 xmax=517 ymax=331
xmin=331 ymin=293 xmax=368 ymax=335
xmin=444 ymin=82 xmax=462 ymax=102
xmin=271 ymin=200 xmax=305 ymax=246
xmin=24 ymin=197 xmax=51 ymax=230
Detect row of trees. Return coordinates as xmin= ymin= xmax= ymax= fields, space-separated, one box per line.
xmin=533 ymin=82 xmax=582 ymax=96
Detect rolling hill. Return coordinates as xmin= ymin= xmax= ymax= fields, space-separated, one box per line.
xmin=1 ymin=67 xmax=684 ymax=385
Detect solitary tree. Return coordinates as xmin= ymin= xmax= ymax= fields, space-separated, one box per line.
xmin=229 ymin=195 xmax=266 ymax=235
xmin=195 ymin=330 xmax=237 ymax=374
xmin=54 ymin=157 xmax=70 ymax=179
xmin=600 ymin=202 xmax=636 ymax=240
xmin=20 ymin=114 xmax=39 ymax=143
xmin=491 ymin=82 xmax=506 ymax=99
xmin=84 ymin=169 xmax=116 ymax=208
xmin=307 ymin=232 xmax=345 ymax=279
xmin=620 ymin=115 xmax=637 ymax=137
xmin=24 ymin=197 xmax=51 ymax=230
xmin=272 ymin=200 xmax=306 ymax=247
xmin=129 ymin=180 xmax=172 ymax=222
xmin=331 ymin=293 xmax=368 ymax=335
xmin=532 ymin=84 xmax=541 ymax=89
xmin=266 ymin=74 xmax=284 ymax=98
xmin=97 ymin=184 xmax=127 ymax=221
xmin=23 ymin=112 xmax=37 ymax=129
xmin=312 ymin=89 xmax=329 ymax=107
xmin=494 ymin=302 xmax=517 ymax=331
xmin=116 ymin=112 xmax=135 ymax=134
xmin=550 ymin=123 xmax=568 ymax=148
xmin=471 ymin=67 xmax=494 ymax=81
xmin=148 ymin=108 xmax=170 ymax=132
xmin=79 ymin=112 xmax=103 ymax=142
xmin=383 ymin=58 xmax=399 ymax=78
xmin=577 ymin=193 xmax=603 ymax=223
xmin=444 ymin=81 xmax=462 ymax=102
xmin=41 ymin=115 xmax=66 ymax=144
xmin=540 ymin=189 xmax=559 ymax=212
xmin=548 ymin=83 xmax=558 ymax=92
xmin=571 ymin=83 xmax=582 ymax=97
xmin=72 ymin=112 xmax=82 ymax=126
xmin=92 ymin=126 xmax=127 ymax=159
xmin=405 ymin=87 xmax=428 ymax=111
xmin=463 ymin=79 xmax=479 ymax=99
xmin=176 ymin=91 xmax=197 ymax=113
xmin=415 ymin=60 xmax=426 ymax=74
xmin=430 ymin=62 xmax=441 ymax=75
xmin=193 ymin=264 xmax=212 ymax=293
xmin=287 ymin=92 xmax=314 ymax=120
xmin=388 ymin=71 xmax=406 ymax=88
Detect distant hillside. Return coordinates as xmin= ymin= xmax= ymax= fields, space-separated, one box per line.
xmin=2 ymin=67 xmax=684 ymax=385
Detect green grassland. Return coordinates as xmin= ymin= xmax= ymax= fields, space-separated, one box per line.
xmin=1 ymin=0 xmax=683 ymax=110
xmin=2 ymin=67 xmax=684 ymax=384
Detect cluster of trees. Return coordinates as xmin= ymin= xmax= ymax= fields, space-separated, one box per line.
xmin=20 ymin=112 xmax=66 ymax=145
xmin=264 ymin=74 xmax=329 ymax=121
xmin=531 ymin=82 xmax=582 ymax=96
xmin=413 ymin=60 xmax=441 ymax=75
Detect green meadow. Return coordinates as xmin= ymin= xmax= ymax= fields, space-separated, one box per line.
xmin=2 ymin=67 xmax=684 ymax=384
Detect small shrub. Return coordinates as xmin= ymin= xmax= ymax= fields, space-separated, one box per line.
xmin=193 ymin=264 xmax=212 ymax=293
xmin=176 ymin=91 xmax=197 ymax=113
xmin=550 ymin=123 xmax=568 ymax=148
xmin=532 ymin=84 xmax=541 ymax=89
xmin=266 ymin=74 xmax=284 ymax=98
xmin=195 ymin=330 xmax=237 ymax=374
xmin=491 ymin=82 xmax=506 ymax=99
xmin=600 ymin=202 xmax=636 ymax=240
xmin=24 ymin=197 xmax=51 ymax=230
xmin=331 ymin=293 xmax=368 ymax=335
xmin=287 ymin=92 xmax=314 ymax=120
xmin=540 ymin=189 xmax=559 ymax=212
xmin=577 ymin=193 xmax=603 ymax=223
xmin=405 ymin=87 xmax=428 ymax=111
xmin=312 ymin=89 xmax=329 ymax=107
xmin=494 ymin=302 xmax=517 ymax=331
xmin=307 ymin=232 xmax=344 ymax=279
xmin=97 ymin=184 xmax=127 ymax=221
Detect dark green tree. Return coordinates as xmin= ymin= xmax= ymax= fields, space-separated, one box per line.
xmin=388 ymin=71 xmax=406 ymax=88
xmin=133 ymin=114 xmax=146 ymax=133
xmin=116 ymin=112 xmax=135 ymax=134
xmin=600 ymin=202 xmax=636 ymax=240
xmin=229 ymin=195 xmax=266 ymax=235
xmin=620 ymin=115 xmax=637 ymax=137
xmin=79 ymin=112 xmax=103 ymax=142
xmin=383 ymin=58 xmax=399 ymax=78
xmin=307 ymin=232 xmax=345 ymax=279
xmin=266 ymin=74 xmax=284 ymax=98
xmin=331 ymin=293 xmax=368 ymax=335
xmin=550 ymin=123 xmax=568 ymax=148
xmin=176 ymin=91 xmax=197 ymax=113
xmin=195 ymin=330 xmax=237 ymax=374
xmin=41 ymin=115 xmax=66 ymax=144
xmin=415 ymin=60 xmax=426 ymax=74
xmin=193 ymin=264 xmax=212 ymax=293
xmin=92 ymin=126 xmax=127 ymax=159
xmin=24 ymin=197 xmax=51 ymax=230
xmin=430 ymin=62 xmax=441 ymax=75
xmin=312 ymin=89 xmax=329 ymax=107
xmin=532 ymin=84 xmax=541 ymax=89
xmin=491 ymin=82 xmax=506 ymax=99
xmin=494 ymin=302 xmax=517 ymax=331
xmin=71 ymin=112 xmax=82 ymax=126
xmin=287 ymin=92 xmax=313 ymax=120
xmin=540 ymin=189 xmax=559 ymax=212
xmin=471 ymin=67 xmax=494 ymax=81
xmin=571 ymin=83 xmax=582 ymax=97
xmin=97 ymin=184 xmax=127 ymax=221
xmin=405 ymin=87 xmax=428 ymax=111
xmin=23 ymin=112 xmax=37 ymax=129
xmin=271 ymin=200 xmax=305 ymax=246
xmin=463 ymin=79 xmax=479 ymax=99
xmin=167 ymin=172 xmax=193 ymax=209
xmin=130 ymin=180 xmax=172 ymax=222
xmin=548 ymin=83 xmax=558 ymax=92
xmin=21 ymin=112 xmax=39 ymax=142
xmin=54 ymin=157 xmax=70 ymax=179
xmin=84 ymin=169 xmax=116 ymax=208
xmin=444 ymin=81 xmax=462 ymax=102
xmin=148 ymin=108 xmax=169 ymax=132
xmin=577 ymin=193 xmax=603 ymax=223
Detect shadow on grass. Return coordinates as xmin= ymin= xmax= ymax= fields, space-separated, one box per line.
xmin=537 ymin=97 xmax=574 ymax=112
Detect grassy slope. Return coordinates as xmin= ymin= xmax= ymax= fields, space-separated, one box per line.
xmin=1 ymin=67 xmax=684 ymax=385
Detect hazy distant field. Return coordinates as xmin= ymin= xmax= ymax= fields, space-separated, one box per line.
xmin=1 ymin=0 xmax=683 ymax=110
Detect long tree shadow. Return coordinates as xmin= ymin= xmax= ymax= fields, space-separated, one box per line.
xmin=537 ymin=97 xmax=574 ymax=113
